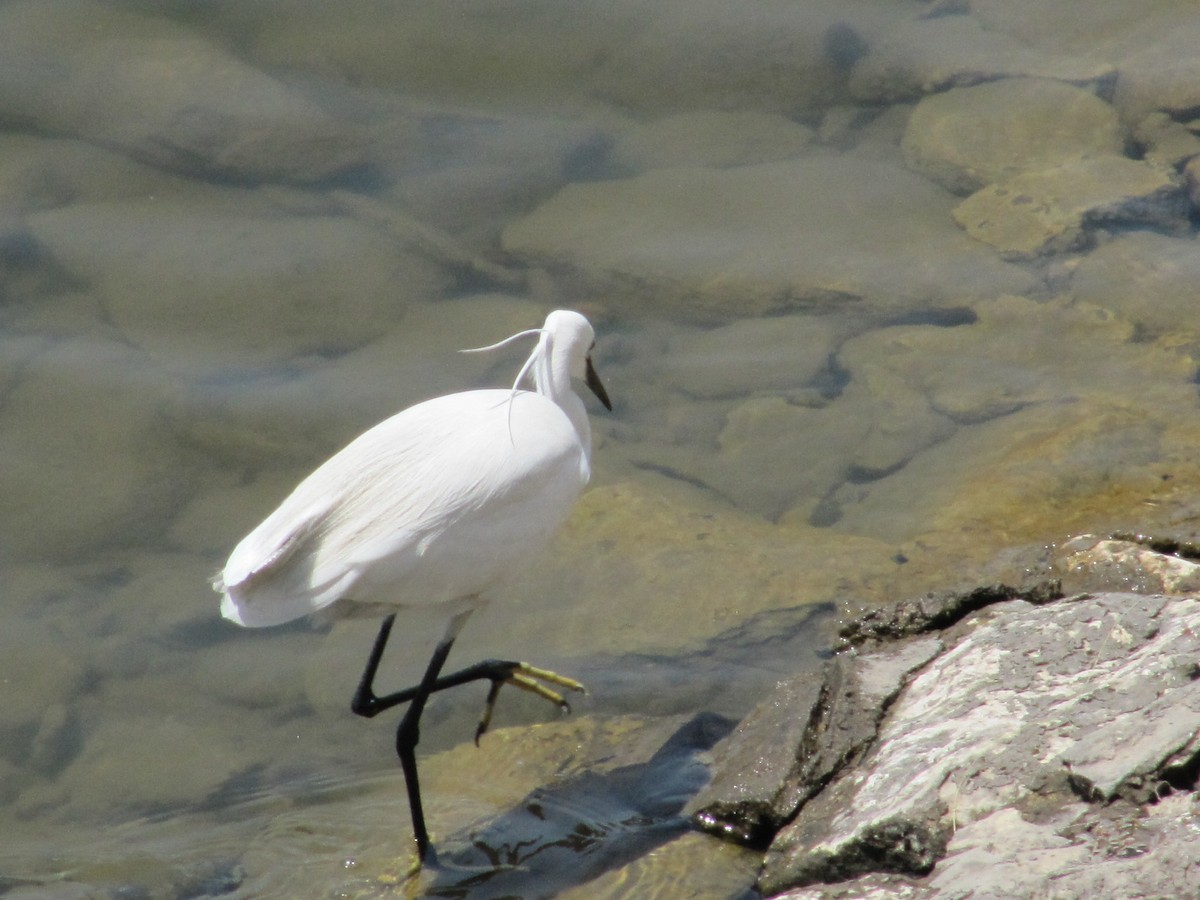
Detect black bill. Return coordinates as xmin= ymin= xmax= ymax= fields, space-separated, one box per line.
xmin=585 ymin=356 xmax=613 ymax=411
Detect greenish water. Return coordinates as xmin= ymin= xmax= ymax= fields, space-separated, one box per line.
xmin=3 ymin=1 xmax=1200 ymax=897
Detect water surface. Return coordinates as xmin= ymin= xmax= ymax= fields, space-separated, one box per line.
xmin=3 ymin=1 xmax=1200 ymax=897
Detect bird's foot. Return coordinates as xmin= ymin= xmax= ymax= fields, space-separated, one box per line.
xmin=509 ymin=663 xmax=587 ymax=707
xmin=474 ymin=662 xmax=586 ymax=744
xmin=376 ymin=842 xmax=439 ymax=896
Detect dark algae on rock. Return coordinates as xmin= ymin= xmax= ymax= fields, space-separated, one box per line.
xmin=692 ymin=547 xmax=1200 ymax=898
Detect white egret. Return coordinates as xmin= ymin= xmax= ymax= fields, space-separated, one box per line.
xmin=214 ymin=309 xmax=611 ymax=865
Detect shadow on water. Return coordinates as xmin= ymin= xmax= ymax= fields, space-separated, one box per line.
xmin=424 ymin=712 xmax=735 ymax=899
xmin=571 ymin=601 xmax=835 ymax=721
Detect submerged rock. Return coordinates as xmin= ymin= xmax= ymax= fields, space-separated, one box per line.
xmin=503 ymin=156 xmax=1033 ymax=322
xmin=1133 ymin=111 xmax=1200 ymax=170
xmin=232 ymin=713 xmax=736 ymax=898
xmin=28 ymin=199 xmax=443 ymax=374
xmin=692 ymin=545 xmax=1200 ymax=898
xmin=425 ymin=712 xmax=734 ymax=898
xmin=609 ymin=110 xmax=815 ymax=173
xmin=0 ymin=335 xmax=184 ymax=562
xmin=951 ymin=155 xmax=1184 ymax=259
xmin=1112 ymin=16 xmax=1200 ymax=125
xmin=655 ymin=314 xmax=838 ymax=401
xmin=587 ymin=0 xmax=896 ymax=117
xmin=849 ymin=15 xmax=1114 ymax=104
xmin=901 ymin=78 xmax=1124 ymax=194
xmin=1187 ymin=155 xmax=1200 ymax=213
xmin=0 ymin=0 xmax=367 ymax=183
xmin=820 ymin=293 xmax=1198 ymax=546
xmin=1070 ymin=231 xmax=1200 ymax=340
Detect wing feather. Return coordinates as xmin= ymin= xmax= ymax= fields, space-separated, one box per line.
xmin=217 ymin=389 xmax=585 ymax=627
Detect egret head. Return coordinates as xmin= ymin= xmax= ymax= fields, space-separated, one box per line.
xmin=462 ymin=310 xmax=611 ymax=411
xmin=542 ymin=310 xmax=611 ymax=411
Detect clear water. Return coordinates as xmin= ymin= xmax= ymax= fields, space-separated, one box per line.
xmin=3 ymin=1 xmax=1199 ymax=897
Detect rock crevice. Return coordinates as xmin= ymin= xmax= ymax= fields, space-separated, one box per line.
xmin=691 ymin=540 xmax=1200 ymax=898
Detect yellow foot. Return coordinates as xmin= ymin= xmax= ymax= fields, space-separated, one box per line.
xmin=377 ymin=843 xmax=437 ymax=896
xmin=510 ymin=663 xmax=587 ymax=705
xmin=474 ymin=663 xmax=587 ymax=743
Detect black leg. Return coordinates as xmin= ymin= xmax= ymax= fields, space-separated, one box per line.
xmin=351 ymin=614 xmax=399 ymax=719
xmin=352 ymin=615 xmax=583 ymax=723
xmin=348 ymin=612 xmax=586 ymax=865
xmin=396 ymin=634 xmax=457 ymax=863
xmin=350 ymin=613 xmax=457 ymax=862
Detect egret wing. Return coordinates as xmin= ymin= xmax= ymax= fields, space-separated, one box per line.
xmin=320 ymin=391 xmax=583 ymax=589
xmin=218 ymin=390 xmax=584 ymax=626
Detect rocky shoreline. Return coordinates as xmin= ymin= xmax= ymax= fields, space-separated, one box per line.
xmin=690 ymin=537 xmax=1200 ymax=898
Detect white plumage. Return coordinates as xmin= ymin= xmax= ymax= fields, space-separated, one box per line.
xmin=212 ymin=309 xmax=611 ymax=866
xmin=216 ymin=309 xmax=607 ymax=627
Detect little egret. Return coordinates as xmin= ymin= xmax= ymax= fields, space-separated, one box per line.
xmin=214 ymin=309 xmax=611 ymax=865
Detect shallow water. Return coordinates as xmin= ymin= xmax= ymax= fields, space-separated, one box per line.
xmin=3 ymin=1 xmax=1200 ymax=897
